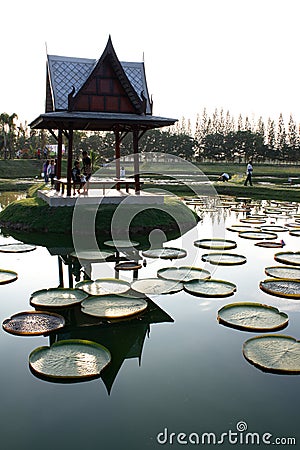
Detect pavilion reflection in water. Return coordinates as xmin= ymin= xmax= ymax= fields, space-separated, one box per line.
xmin=29 ymin=246 xmax=174 ymax=393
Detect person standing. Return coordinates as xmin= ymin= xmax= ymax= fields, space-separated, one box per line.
xmin=244 ymin=160 xmax=253 ymax=186
xmin=43 ymin=159 xmax=50 ymax=183
xmin=81 ymin=150 xmax=92 ymax=194
xmin=47 ymin=159 xmax=56 ymax=188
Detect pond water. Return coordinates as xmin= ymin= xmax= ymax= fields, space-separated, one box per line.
xmin=0 ymin=198 xmax=300 ymax=450
xmin=0 ymin=191 xmax=26 ymax=211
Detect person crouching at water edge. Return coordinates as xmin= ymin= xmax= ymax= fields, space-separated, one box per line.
xmin=218 ymin=173 xmax=231 ymax=182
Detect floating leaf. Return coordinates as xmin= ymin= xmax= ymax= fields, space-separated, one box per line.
xmin=70 ymin=250 xmax=114 ymax=260
xmin=260 ymin=278 xmax=300 ymax=298
xmin=0 ymin=243 xmax=36 ymax=253
xmin=131 ymin=278 xmax=183 ymax=295
xmin=240 ymin=218 xmax=267 ymax=224
xmin=289 ymin=229 xmax=300 ymax=237
xmin=255 ymin=241 xmax=284 ymax=248
xmin=75 ymin=278 xmax=131 ymax=296
xmin=226 ymin=225 xmax=254 ymax=233
xmin=30 ymin=288 xmax=88 ymax=308
xmin=0 ymin=269 xmax=18 ymax=285
xmin=260 ymin=225 xmax=288 ymax=233
xmin=274 ymin=252 xmax=300 ymax=266
xmin=157 ymin=266 xmax=211 ymax=282
xmin=194 ymin=238 xmax=237 ymax=250
xmin=115 ymin=261 xmax=142 ymax=271
xmin=265 ymin=266 xmax=300 ymax=280
xmin=243 ymin=335 xmax=300 ymax=374
xmin=104 ymin=240 xmax=139 ymax=248
xmin=217 ymin=302 xmax=288 ymax=331
xmin=2 ymin=311 xmax=65 ymax=336
xmin=29 ymin=340 xmax=111 ymax=379
xmin=81 ymin=295 xmax=148 ymax=318
xmin=238 ymin=231 xmax=277 ymax=240
xmin=184 ymin=279 xmax=236 ymax=297
xmin=202 ymin=253 xmax=247 ymax=266
xmin=142 ymin=247 xmax=187 ymax=260
xmin=285 ymin=223 xmax=300 ymax=229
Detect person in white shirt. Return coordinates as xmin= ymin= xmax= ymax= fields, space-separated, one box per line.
xmin=218 ymin=173 xmax=230 ymax=182
xmin=244 ymin=161 xmax=253 ymax=186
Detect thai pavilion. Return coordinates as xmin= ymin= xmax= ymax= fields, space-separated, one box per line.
xmin=30 ymin=36 xmax=177 ymax=200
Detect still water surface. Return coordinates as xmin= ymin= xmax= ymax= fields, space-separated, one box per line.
xmin=0 ymin=199 xmax=299 ymax=450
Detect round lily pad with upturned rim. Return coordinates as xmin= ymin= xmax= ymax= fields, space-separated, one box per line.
xmin=115 ymin=261 xmax=142 ymax=271
xmin=81 ymin=295 xmax=148 ymax=319
xmin=285 ymin=222 xmax=300 ymax=229
xmin=217 ymin=302 xmax=288 ymax=332
xmin=226 ymin=225 xmax=254 ymax=233
xmin=260 ymin=225 xmax=289 ymax=233
xmin=274 ymin=252 xmax=300 ymax=266
xmin=75 ymin=278 xmax=131 ymax=296
xmin=157 ymin=266 xmax=211 ymax=282
xmin=240 ymin=218 xmax=267 ymax=224
xmin=70 ymin=250 xmax=114 ymax=261
xmin=131 ymin=278 xmax=183 ymax=295
xmin=265 ymin=266 xmax=300 ymax=280
xmin=201 ymin=253 xmax=247 ymax=266
xmin=142 ymin=247 xmax=187 ymax=260
xmin=255 ymin=241 xmax=284 ymax=248
xmin=0 ymin=243 xmax=36 ymax=253
xmin=260 ymin=278 xmax=300 ymax=299
xmin=238 ymin=231 xmax=277 ymax=240
xmin=104 ymin=240 xmax=139 ymax=248
xmin=30 ymin=288 xmax=88 ymax=308
xmin=184 ymin=279 xmax=236 ymax=298
xmin=0 ymin=269 xmax=18 ymax=285
xmin=243 ymin=335 xmax=300 ymax=374
xmin=2 ymin=311 xmax=65 ymax=336
xmin=29 ymin=339 xmax=111 ymax=380
xmin=194 ymin=238 xmax=237 ymax=250
xmin=289 ymin=229 xmax=300 ymax=237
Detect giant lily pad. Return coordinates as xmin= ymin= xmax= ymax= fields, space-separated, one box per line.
xmin=157 ymin=266 xmax=211 ymax=282
xmin=226 ymin=225 xmax=253 ymax=233
xmin=131 ymin=278 xmax=183 ymax=295
xmin=75 ymin=278 xmax=131 ymax=296
xmin=142 ymin=247 xmax=187 ymax=260
xmin=260 ymin=278 xmax=300 ymax=299
xmin=2 ymin=311 xmax=65 ymax=336
xmin=238 ymin=231 xmax=277 ymax=240
xmin=104 ymin=240 xmax=139 ymax=248
xmin=243 ymin=335 xmax=300 ymax=374
xmin=240 ymin=218 xmax=266 ymax=224
xmin=289 ymin=229 xmax=300 ymax=237
xmin=70 ymin=250 xmax=114 ymax=261
xmin=255 ymin=241 xmax=284 ymax=248
xmin=201 ymin=253 xmax=247 ymax=266
xmin=81 ymin=295 xmax=148 ymax=319
xmin=30 ymin=288 xmax=88 ymax=308
xmin=285 ymin=223 xmax=300 ymax=229
xmin=217 ymin=302 xmax=288 ymax=331
xmin=184 ymin=279 xmax=236 ymax=297
xmin=274 ymin=252 xmax=300 ymax=266
xmin=29 ymin=339 xmax=111 ymax=379
xmin=0 ymin=243 xmax=36 ymax=253
xmin=0 ymin=269 xmax=18 ymax=285
xmin=194 ymin=239 xmax=237 ymax=250
xmin=260 ymin=225 xmax=288 ymax=233
xmin=265 ymin=266 xmax=300 ymax=280
xmin=115 ymin=261 xmax=142 ymax=271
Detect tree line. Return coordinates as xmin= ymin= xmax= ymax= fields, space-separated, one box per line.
xmin=0 ymin=108 xmax=299 ymax=163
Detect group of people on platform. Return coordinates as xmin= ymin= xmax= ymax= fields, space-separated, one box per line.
xmin=42 ymin=150 xmax=92 ymax=195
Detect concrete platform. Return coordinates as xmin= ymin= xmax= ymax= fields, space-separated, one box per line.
xmin=38 ymin=188 xmax=165 ymax=207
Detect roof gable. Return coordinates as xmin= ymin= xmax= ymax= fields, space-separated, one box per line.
xmin=46 ymin=37 xmax=152 ymax=115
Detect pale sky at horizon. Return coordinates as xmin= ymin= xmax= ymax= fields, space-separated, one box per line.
xmin=1 ymin=0 xmax=300 ymax=129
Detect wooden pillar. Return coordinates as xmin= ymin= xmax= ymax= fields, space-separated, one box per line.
xmin=133 ymin=128 xmax=140 ymax=194
xmin=67 ymin=126 xmax=73 ymax=197
xmin=56 ymin=128 xmax=63 ymax=179
xmin=115 ymin=126 xmax=121 ymax=190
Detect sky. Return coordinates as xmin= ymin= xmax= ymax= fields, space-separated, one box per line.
xmin=1 ymin=0 xmax=300 ymax=129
